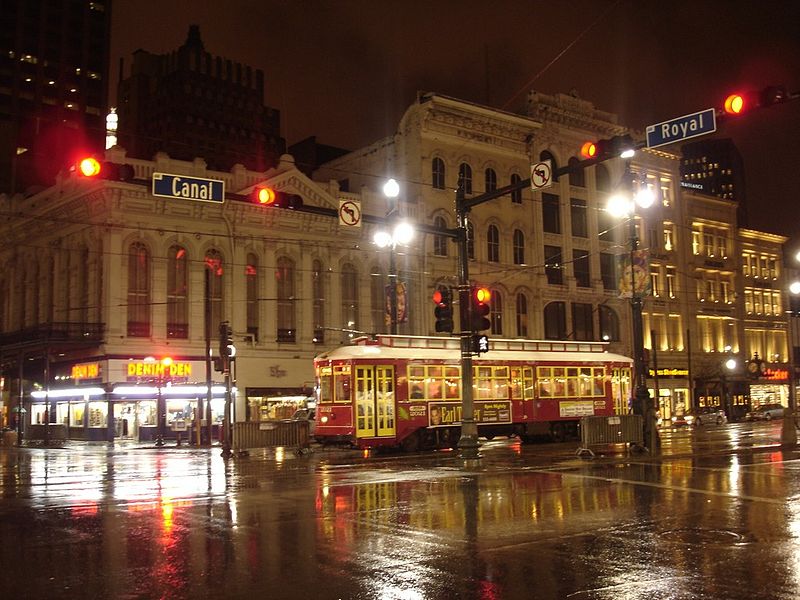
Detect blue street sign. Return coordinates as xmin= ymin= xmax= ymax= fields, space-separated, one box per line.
xmin=645 ymin=108 xmax=716 ymax=149
xmin=152 ymin=172 xmax=225 ymax=203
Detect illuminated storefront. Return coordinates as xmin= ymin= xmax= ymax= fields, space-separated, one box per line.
xmin=29 ymin=358 xmax=228 ymax=442
xmin=647 ymin=368 xmax=690 ymax=421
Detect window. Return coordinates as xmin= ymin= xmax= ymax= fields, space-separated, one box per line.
xmin=721 ymin=280 xmax=730 ymax=304
xmin=467 ymin=221 xmax=475 ymax=260
xmin=516 ymin=293 xmax=528 ymax=337
xmin=544 ymin=246 xmax=563 ymax=285
xmin=490 ymin=290 xmax=503 ymax=335
xmin=663 ymin=224 xmax=674 ymax=251
xmin=570 ymin=198 xmax=587 ymax=237
xmin=571 ymin=302 xmax=594 ymax=341
xmin=692 ymin=231 xmax=701 ymax=255
xmin=205 ymin=249 xmax=224 ymax=330
xmin=568 ymin=157 xmax=585 ymax=187
xmin=408 ymin=364 xmax=461 ymax=401
xmin=458 ymin=162 xmax=473 ymax=195
xmin=312 ymin=259 xmax=326 ymax=344
xmin=341 ymin=263 xmax=358 ymax=342
xmin=510 ymin=173 xmax=522 ymax=204
xmin=573 ymin=250 xmax=590 ymax=288
xmin=598 ymin=207 xmax=615 ymax=243
xmin=595 ymin=164 xmax=610 ymax=192
xmin=537 ymin=366 xmax=606 ymax=398
xmin=167 ymin=246 xmax=188 ymax=338
xmin=542 ymin=193 xmax=560 ymax=233
xmin=434 ymin=216 xmax=448 ymax=257
xmin=432 ymin=157 xmax=445 ymax=190
xmin=276 ymin=257 xmax=296 ymax=342
xmin=246 ymin=254 xmax=259 ymax=341
xmin=666 ymin=267 xmax=676 ymax=298
xmin=599 ymin=305 xmax=620 ymax=341
xmin=513 ymin=229 xmax=525 ymax=265
xmin=650 ymin=265 xmax=661 ymax=297
xmin=600 ymin=253 xmax=617 ymax=290
xmin=127 ymin=243 xmax=150 ymax=337
xmin=485 ymin=168 xmax=497 ymax=192
xmin=544 ymin=301 xmax=567 ymax=339
xmin=487 ymin=225 xmax=499 ymax=262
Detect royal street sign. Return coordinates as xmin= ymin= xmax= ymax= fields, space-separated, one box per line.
xmin=645 ymin=108 xmax=716 ymax=149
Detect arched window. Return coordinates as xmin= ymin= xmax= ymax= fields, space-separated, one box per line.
xmin=599 ymin=305 xmax=620 ymax=341
xmin=485 ymin=167 xmax=497 ymax=192
xmin=127 ymin=242 xmax=150 ymax=337
xmin=458 ymin=162 xmax=473 ymax=195
xmin=467 ymin=221 xmax=475 ymax=260
xmin=341 ymin=263 xmax=359 ymax=342
xmin=276 ymin=256 xmax=296 ymax=342
xmin=569 ymin=157 xmax=585 ymax=187
xmin=490 ymin=290 xmax=503 ymax=335
xmin=77 ymin=246 xmax=89 ymax=324
xmin=596 ymin=164 xmax=610 ymax=192
xmin=204 ymin=249 xmax=224 ymax=332
xmin=167 ymin=245 xmax=188 ymax=338
xmin=434 ymin=216 xmax=448 ymax=257
xmin=544 ymin=301 xmax=567 ymax=340
xmin=540 ymin=150 xmax=558 ymax=173
xmin=516 ymin=292 xmax=529 ymax=338
xmin=312 ymin=259 xmax=326 ymax=344
xmin=246 ymin=253 xmax=259 ymax=341
xmin=513 ymin=229 xmax=525 ymax=265
xmin=487 ymin=225 xmax=500 ymax=263
xmin=510 ymin=173 xmax=522 ymax=204
xmin=432 ymin=157 xmax=445 ymax=190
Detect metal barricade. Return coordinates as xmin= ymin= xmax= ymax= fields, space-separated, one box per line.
xmin=233 ymin=420 xmax=311 ymax=455
xmin=576 ymin=415 xmax=645 ymax=457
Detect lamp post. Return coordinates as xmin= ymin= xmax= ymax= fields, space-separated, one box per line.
xmin=374 ymin=179 xmax=414 ymax=335
xmin=153 ymin=356 xmax=173 ymax=447
xmin=608 ymin=159 xmax=660 ymax=453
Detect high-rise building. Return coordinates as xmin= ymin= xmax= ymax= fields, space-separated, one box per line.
xmin=116 ymin=26 xmax=285 ymax=172
xmin=680 ymin=138 xmax=747 ymax=226
xmin=0 ymin=0 xmax=111 ymax=194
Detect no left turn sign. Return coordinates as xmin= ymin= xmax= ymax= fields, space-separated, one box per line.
xmin=530 ymin=160 xmax=553 ymax=191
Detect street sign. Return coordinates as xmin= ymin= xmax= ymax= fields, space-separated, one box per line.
xmin=530 ymin=160 xmax=553 ymax=191
xmin=152 ymin=172 xmax=225 ymax=203
xmin=646 ymin=108 xmax=716 ymax=149
xmin=338 ymin=199 xmax=362 ymax=227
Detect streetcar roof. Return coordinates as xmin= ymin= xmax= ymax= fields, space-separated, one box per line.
xmin=315 ymin=336 xmax=632 ymax=365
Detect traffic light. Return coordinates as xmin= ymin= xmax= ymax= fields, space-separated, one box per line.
xmin=75 ymin=157 xmax=135 ymax=181
xmin=432 ymin=287 xmax=454 ymax=333
xmin=470 ymin=285 xmax=492 ymax=332
xmin=722 ymin=85 xmax=789 ymax=116
xmin=579 ymin=135 xmax=635 ymax=161
xmin=253 ymin=186 xmax=303 ymax=209
xmin=218 ymin=321 xmax=235 ymax=370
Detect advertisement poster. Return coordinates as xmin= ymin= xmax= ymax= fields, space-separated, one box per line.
xmin=428 ymin=401 xmax=512 ymax=427
xmin=618 ymin=249 xmax=651 ymax=299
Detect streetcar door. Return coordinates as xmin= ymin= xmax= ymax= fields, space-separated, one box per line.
xmin=355 ymin=365 xmax=396 ymax=438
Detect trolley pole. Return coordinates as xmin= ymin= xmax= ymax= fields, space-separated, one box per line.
xmin=455 ymin=185 xmax=481 ymax=462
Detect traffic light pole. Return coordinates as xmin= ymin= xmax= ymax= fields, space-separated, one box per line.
xmin=455 ymin=186 xmax=481 ymax=462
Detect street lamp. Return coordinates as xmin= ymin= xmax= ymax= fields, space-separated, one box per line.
xmin=609 ymin=160 xmax=660 ymax=453
xmin=374 ymin=179 xmax=414 ymax=334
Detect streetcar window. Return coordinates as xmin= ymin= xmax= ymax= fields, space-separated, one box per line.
xmin=408 ymin=363 xmax=460 ymax=401
xmin=593 ymin=368 xmax=605 ymax=396
xmin=473 ymin=365 xmax=510 ymax=400
xmin=410 ymin=381 xmax=425 ymax=399
xmin=579 ymin=368 xmax=593 ymax=396
xmin=445 ymin=367 xmax=461 ymax=399
xmin=319 ymin=375 xmax=332 ymax=403
xmin=511 ymin=367 xmax=523 ymax=399
xmin=334 ymin=365 xmax=351 ymax=403
xmin=524 ymin=367 xmax=534 ymax=399
xmin=426 ymin=379 xmax=443 ymax=399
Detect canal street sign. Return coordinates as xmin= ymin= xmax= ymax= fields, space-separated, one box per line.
xmin=152 ymin=172 xmax=226 ymax=203
xmin=645 ymin=108 xmax=716 ymax=149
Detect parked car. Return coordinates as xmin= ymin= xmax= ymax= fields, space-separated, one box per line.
xmin=745 ymin=403 xmax=784 ymax=421
xmin=679 ymin=406 xmax=727 ymax=427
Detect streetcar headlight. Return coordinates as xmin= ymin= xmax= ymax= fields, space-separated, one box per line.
xmin=320 ymin=416 xmax=329 ymax=424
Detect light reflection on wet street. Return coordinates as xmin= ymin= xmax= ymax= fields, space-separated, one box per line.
xmin=1 ymin=421 xmax=799 ymax=599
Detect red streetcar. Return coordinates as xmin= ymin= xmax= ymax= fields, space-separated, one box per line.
xmin=313 ymin=335 xmax=633 ymax=451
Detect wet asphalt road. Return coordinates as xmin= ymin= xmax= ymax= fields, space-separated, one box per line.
xmin=1 ymin=421 xmax=799 ymax=600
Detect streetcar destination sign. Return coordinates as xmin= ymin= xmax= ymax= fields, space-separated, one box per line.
xmin=152 ymin=172 xmax=225 ymax=203
xmin=645 ymin=108 xmax=716 ymax=149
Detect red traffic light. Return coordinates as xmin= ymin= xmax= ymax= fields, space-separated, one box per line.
xmin=256 ymin=187 xmax=277 ymax=205
xmin=580 ymin=142 xmax=597 ymax=159
xmin=723 ymin=93 xmax=746 ymax=115
xmin=253 ymin=187 xmax=303 ymax=209
xmin=432 ymin=290 xmax=444 ymax=305
xmin=78 ymin=157 xmax=102 ymax=177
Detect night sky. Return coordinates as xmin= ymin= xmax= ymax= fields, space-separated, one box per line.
xmin=110 ymin=0 xmax=800 ymax=245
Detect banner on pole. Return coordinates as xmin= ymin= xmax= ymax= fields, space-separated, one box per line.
xmin=618 ymin=250 xmax=650 ymax=298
